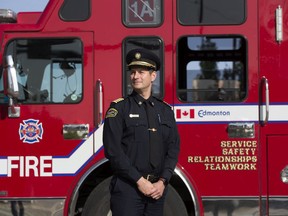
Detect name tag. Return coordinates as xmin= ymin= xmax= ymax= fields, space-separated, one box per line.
xmin=129 ymin=114 xmax=139 ymax=118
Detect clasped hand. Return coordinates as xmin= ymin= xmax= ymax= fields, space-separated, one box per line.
xmin=137 ymin=177 xmax=165 ymax=200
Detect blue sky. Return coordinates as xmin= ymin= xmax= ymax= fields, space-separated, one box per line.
xmin=1 ymin=0 xmax=49 ymax=13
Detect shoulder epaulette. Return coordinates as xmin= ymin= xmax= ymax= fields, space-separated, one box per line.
xmin=112 ymin=98 xmax=124 ymax=103
xmin=162 ymin=100 xmax=172 ymax=109
xmin=154 ymin=97 xmax=172 ymax=109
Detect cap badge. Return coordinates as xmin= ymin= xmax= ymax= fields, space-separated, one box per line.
xmin=135 ymin=52 xmax=141 ymax=59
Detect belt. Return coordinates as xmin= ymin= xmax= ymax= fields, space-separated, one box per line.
xmin=143 ymin=174 xmax=159 ymax=183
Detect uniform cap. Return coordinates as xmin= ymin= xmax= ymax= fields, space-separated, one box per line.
xmin=126 ymin=49 xmax=160 ymax=71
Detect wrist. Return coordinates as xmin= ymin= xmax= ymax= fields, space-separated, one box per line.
xmin=136 ymin=177 xmax=145 ymax=186
xmin=159 ymin=178 xmax=168 ymax=186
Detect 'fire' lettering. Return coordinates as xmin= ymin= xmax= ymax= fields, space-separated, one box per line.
xmin=7 ymin=156 xmax=52 ymax=177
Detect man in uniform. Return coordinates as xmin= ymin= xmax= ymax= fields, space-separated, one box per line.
xmin=103 ymin=48 xmax=180 ymax=216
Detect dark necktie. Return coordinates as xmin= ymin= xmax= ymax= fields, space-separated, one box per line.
xmin=144 ymin=100 xmax=160 ymax=167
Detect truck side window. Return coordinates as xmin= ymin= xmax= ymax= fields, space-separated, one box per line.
xmin=177 ymin=0 xmax=246 ymax=25
xmin=177 ymin=36 xmax=247 ymax=102
xmin=123 ymin=37 xmax=164 ymax=99
xmin=2 ymin=38 xmax=83 ymax=104
xmin=60 ymin=0 xmax=91 ymax=21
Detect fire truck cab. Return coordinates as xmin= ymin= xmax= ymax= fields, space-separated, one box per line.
xmin=1 ymin=0 xmax=288 ymax=215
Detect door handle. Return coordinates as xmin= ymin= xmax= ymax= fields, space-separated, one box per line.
xmin=261 ymin=76 xmax=269 ymax=126
xmin=95 ymin=79 xmax=103 ymax=127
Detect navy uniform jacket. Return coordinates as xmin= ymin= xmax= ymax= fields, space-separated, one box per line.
xmin=103 ymin=91 xmax=180 ymax=184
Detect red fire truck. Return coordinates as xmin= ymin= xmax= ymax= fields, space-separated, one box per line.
xmin=0 ymin=0 xmax=287 ymax=215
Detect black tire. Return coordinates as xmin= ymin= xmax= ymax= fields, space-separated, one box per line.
xmin=164 ymin=185 xmax=188 ymax=216
xmin=81 ymin=177 xmax=111 ymax=216
xmin=81 ymin=177 xmax=188 ymax=216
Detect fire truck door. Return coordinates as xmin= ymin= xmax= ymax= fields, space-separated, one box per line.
xmin=259 ymin=1 xmax=288 ymax=214
xmin=0 ymin=32 xmax=94 ymax=197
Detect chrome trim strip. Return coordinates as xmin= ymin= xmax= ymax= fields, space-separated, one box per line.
xmin=0 ymin=199 xmax=64 ymax=215
xmin=202 ymin=197 xmax=260 ymax=216
xmin=276 ymin=5 xmax=283 ymax=43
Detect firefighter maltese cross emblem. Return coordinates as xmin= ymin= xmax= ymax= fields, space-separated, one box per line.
xmin=19 ymin=119 xmax=44 ymax=144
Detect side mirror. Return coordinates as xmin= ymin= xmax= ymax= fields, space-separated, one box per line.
xmin=4 ymin=55 xmax=19 ymax=98
xmin=3 ymin=55 xmax=20 ymax=117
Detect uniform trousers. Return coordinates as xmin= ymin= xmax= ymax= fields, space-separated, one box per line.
xmin=110 ymin=176 xmax=167 ymax=216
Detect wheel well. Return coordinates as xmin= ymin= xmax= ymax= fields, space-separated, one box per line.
xmin=73 ymin=162 xmax=112 ymax=216
xmin=170 ymin=173 xmax=196 ymax=216
xmin=73 ymin=161 xmax=196 ymax=216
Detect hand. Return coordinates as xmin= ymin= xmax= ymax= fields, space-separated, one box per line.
xmin=136 ymin=177 xmax=157 ymax=196
xmin=150 ymin=180 xmax=165 ymax=200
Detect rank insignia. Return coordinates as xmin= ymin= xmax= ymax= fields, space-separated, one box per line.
xmin=113 ymin=98 xmax=124 ymax=103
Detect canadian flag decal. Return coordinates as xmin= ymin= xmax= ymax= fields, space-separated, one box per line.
xmin=176 ymin=108 xmax=195 ymax=119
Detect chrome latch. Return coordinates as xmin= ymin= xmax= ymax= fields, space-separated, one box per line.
xmin=228 ymin=122 xmax=255 ymax=138
xmin=281 ymin=166 xmax=288 ymax=184
xmin=8 ymin=98 xmax=20 ymax=118
xmin=63 ymin=124 xmax=89 ymax=140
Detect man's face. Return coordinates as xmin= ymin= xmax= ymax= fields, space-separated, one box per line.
xmin=130 ymin=67 xmax=156 ymax=93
